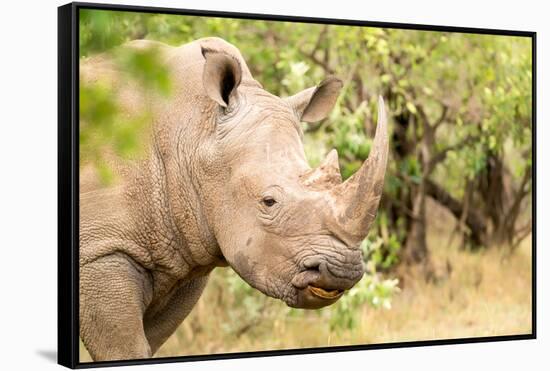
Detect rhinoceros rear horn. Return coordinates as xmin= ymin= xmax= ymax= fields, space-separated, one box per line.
xmin=300 ymin=149 xmax=342 ymax=190
xmin=201 ymin=47 xmax=242 ymax=108
xmin=285 ymin=77 xmax=343 ymax=123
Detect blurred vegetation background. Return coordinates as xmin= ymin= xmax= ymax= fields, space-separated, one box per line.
xmin=79 ymin=9 xmax=533 ymax=360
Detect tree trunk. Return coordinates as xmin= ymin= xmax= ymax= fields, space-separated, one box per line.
xmin=389 ymin=106 xmax=434 ymax=279
xmin=477 ymin=154 xmax=509 ymax=246
xmin=476 ymin=154 xmax=531 ymax=248
xmin=403 ymin=185 xmax=429 ymax=264
xmin=424 ymin=179 xmax=487 ymax=247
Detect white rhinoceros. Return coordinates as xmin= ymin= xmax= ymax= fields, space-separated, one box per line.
xmin=79 ymin=37 xmax=388 ymax=361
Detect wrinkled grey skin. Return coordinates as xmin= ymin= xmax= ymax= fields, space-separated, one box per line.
xmin=79 ymin=37 xmax=388 ymax=361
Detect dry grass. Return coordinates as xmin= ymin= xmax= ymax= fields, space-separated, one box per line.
xmin=79 ymin=202 xmax=532 ymax=362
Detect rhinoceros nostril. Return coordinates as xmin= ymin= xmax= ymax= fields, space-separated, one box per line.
xmin=302 ymin=256 xmax=322 ymax=270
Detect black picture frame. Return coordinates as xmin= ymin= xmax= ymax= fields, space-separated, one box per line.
xmin=58 ymin=2 xmax=537 ymax=368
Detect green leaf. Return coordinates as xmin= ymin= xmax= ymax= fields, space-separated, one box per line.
xmin=406 ymin=101 xmax=417 ymax=114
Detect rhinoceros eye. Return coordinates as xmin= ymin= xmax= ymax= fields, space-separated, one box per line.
xmin=262 ymin=197 xmax=277 ymax=207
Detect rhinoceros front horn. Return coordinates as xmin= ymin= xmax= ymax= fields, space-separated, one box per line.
xmin=330 ymin=96 xmax=389 ymax=245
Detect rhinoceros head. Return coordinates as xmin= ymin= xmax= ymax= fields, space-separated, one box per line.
xmin=194 ymin=45 xmax=388 ymax=309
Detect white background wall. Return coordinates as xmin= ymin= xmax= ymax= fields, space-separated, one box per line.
xmin=0 ymin=0 xmax=545 ymax=369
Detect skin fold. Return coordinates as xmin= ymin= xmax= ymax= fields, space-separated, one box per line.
xmin=79 ymin=37 xmax=388 ymax=361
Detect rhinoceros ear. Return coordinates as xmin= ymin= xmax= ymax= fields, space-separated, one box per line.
xmin=285 ymin=77 xmax=343 ymax=123
xmin=201 ymin=47 xmax=242 ymax=108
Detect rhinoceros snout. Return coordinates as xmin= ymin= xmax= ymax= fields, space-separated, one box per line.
xmin=290 ymin=250 xmax=364 ymax=309
xmin=307 ymin=258 xmax=364 ymax=290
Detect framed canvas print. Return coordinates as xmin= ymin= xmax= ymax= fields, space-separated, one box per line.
xmin=58 ymin=2 xmax=536 ymax=368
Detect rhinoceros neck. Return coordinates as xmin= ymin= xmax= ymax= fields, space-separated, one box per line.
xmin=127 ymin=134 xmax=225 ymax=282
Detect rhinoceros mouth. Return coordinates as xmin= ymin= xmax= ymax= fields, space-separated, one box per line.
xmin=291 ymin=285 xmax=344 ymax=309
xmin=307 ymin=285 xmax=344 ymax=300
